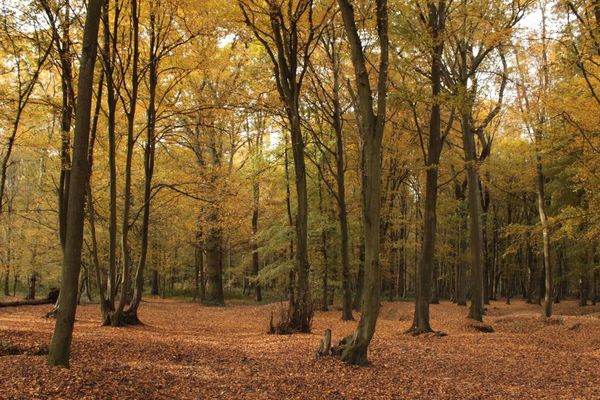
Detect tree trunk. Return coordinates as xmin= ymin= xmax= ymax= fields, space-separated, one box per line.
xmin=461 ymin=112 xmax=485 ymax=322
xmin=252 ymin=175 xmax=262 ymax=302
xmin=47 ymin=0 xmax=102 ymax=368
xmin=412 ymin=0 xmax=445 ymax=333
xmin=353 ymin=240 xmax=365 ymax=311
xmin=26 ymin=274 xmax=36 ymax=300
xmin=336 ymin=129 xmax=353 ymax=320
xmin=151 ymin=269 xmax=159 ymax=296
xmin=204 ymin=228 xmax=224 ymax=305
xmin=2 ymin=268 xmax=8 ymax=296
xmin=537 ymin=7 xmax=553 ymax=317
xmin=102 ymin=0 xmax=119 ymax=308
xmin=287 ymin=109 xmax=312 ymax=332
xmin=126 ymin=0 xmax=148 ymax=322
xmin=336 ymin=0 xmax=388 ymax=365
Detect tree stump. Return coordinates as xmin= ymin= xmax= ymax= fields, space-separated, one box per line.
xmin=315 ymin=329 xmax=332 ymax=358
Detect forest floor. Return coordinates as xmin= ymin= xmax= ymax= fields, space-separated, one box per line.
xmin=0 ymin=297 xmax=599 ymax=400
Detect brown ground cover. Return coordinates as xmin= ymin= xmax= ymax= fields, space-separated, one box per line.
xmin=0 ymin=297 xmax=599 ymax=399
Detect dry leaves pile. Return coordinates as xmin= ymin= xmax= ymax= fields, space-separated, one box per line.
xmin=0 ymin=298 xmax=599 ymax=399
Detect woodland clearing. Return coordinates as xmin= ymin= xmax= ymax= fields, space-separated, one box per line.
xmin=0 ymin=298 xmax=598 ymax=400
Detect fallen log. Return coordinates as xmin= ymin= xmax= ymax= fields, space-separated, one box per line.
xmin=0 ymin=298 xmax=52 ymax=308
xmin=0 ymin=288 xmax=59 ymax=308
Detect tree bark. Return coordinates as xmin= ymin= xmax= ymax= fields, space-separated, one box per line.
xmin=127 ymin=0 xmax=149 ymax=322
xmin=461 ymin=112 xmax=485 ymax=322
xmin=251 ymin=164 xmax=262 ymax=302
xmin=47 ymin=0 xmax=103 ymax=368
xmin=102 ymin=0 xmax=119 ymax=307
xmin=337 ymin=0 xmax=388 ymax=365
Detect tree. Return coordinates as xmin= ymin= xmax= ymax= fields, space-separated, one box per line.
xmin=335 ymin=0 xmax=389 ymax=365
xmin=238 ymin=0 xmax=332 ymax=332
xmin=47 ymin=0 xmax=104 ymax=368
xmin=443 ymin=0 xmax=521 ymax=321
xmin=307 ymin=23 xmax=355 ymax=320
xmin=409 ymin=0 xmax=451 ymax=335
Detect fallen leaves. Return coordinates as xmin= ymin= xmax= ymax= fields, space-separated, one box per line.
xmin=0 ymin=298 xmax=598 ymax=399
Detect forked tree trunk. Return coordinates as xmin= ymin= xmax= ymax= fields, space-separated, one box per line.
xmin=47 ymin=0 xmax=103 ymax=368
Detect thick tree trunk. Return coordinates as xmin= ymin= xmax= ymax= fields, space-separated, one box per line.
xmin=47 ymin=0 xmax=102 ymax=368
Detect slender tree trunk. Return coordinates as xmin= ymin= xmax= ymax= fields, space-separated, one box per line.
xmin=151 ymin=269 xmax=159 ymax=296
xmin=102 ymin=0 xmax=119 ymax=307
xmin=48 ymin=0 xmax=103 ymax=367
xmin=456 ymin=204 xmax=468 ymax=305
xmin=537 ymin=7 xmax=553 ymax=318
xmin=337 ymin=0 xmax=388 ymax=365
xmin=318 ymin=175 xmax=329 ymax=312
xmin=288 ymin=110 xmax=311 ymax=331
xmin=127 ymin=0 xmax=149 ymax=321
xmin=327 ymin=39 xmax=354 ymax=320
xmin=353 ymin=240 xmax=365 ymax=311
xmin=412 ymin=0 xmax=445 ymax=334
xmin=461 ymin=112 xmax=485 ymax=322
xmin=252 ymin=174 xmax=261 ymax=302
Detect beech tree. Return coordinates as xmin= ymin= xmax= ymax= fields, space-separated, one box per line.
xmin=47 ymin=0 xmax=103 ymax=368
xmin=335 ymin=0 xmax=389 ymax=365
xmin=238 ymin=0 xmax=333 ymax=332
